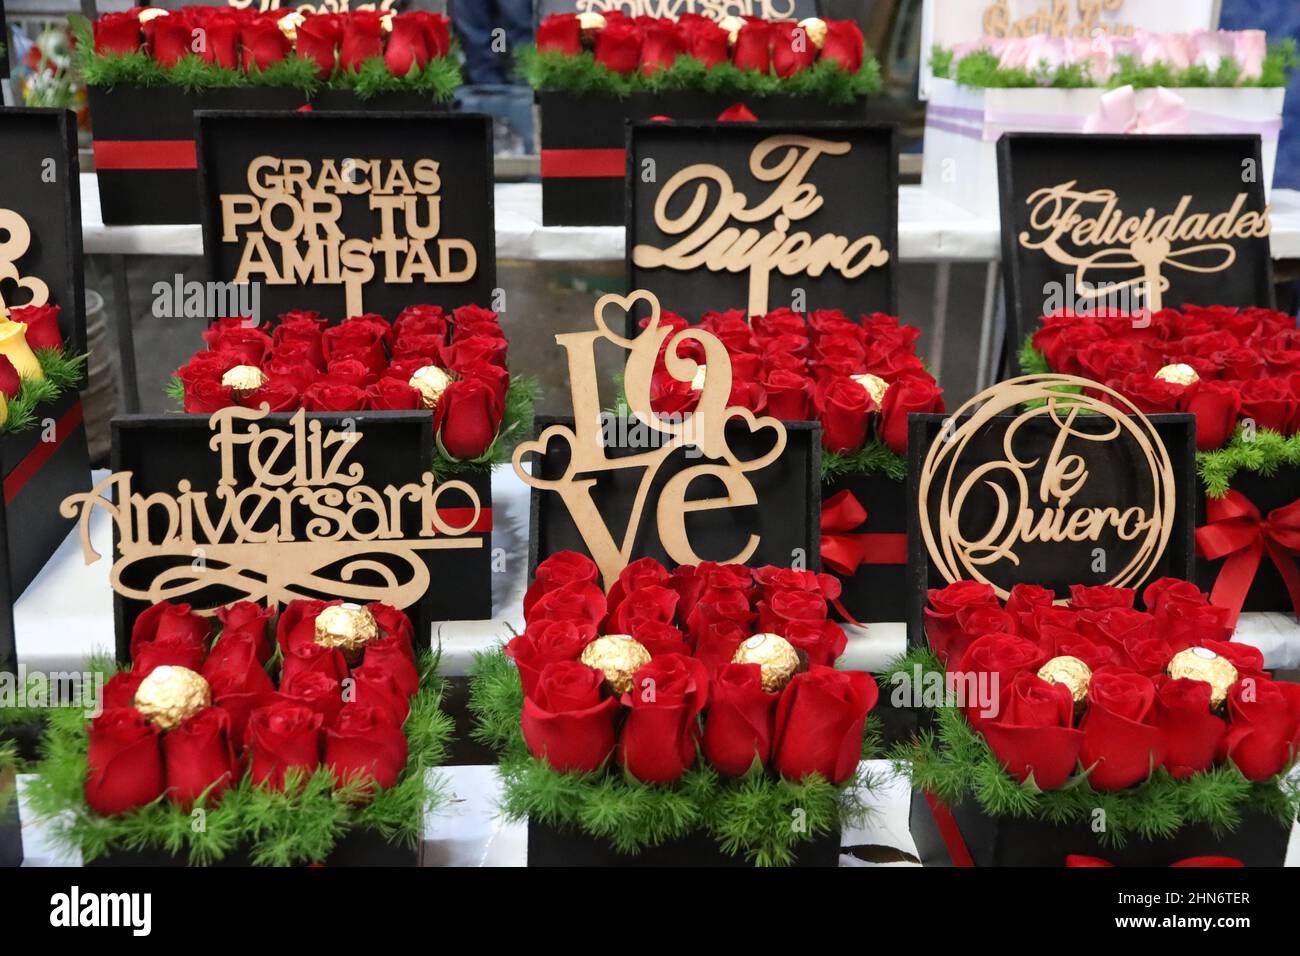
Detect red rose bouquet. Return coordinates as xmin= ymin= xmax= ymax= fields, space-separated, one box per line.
xmin=168 ymin=305 xmax=533 ymax=467
xmin=0 ymin=304 xmax=86 ymax=435
xmin=472 ymin=551 xmax=880 ymax=866
xmin=28 ymin=599 xmax=451 ymax=865
xmin=526 ymin=13 xmax=880 ymax=102
xmin=899 ymin=575 xmax=1300 ymax=858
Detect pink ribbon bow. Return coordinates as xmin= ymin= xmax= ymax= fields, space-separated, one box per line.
xmin=1083 ymin=85 xmax=1189 ymax=135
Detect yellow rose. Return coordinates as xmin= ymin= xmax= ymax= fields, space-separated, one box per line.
xmin=0 ymin=395 xmax=8 ymax=428
xmin=0 ymin=320 xmax=43 ymax=381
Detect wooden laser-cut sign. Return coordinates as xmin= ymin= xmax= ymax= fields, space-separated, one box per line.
xmin=628 ymin=122 xmax=897 ymax=324
xmin=198 ymin=111 xmax=496 ymax=322
xmin=0 ymin=208 xmax=50 ymax=317
xmin=513 ymin=289 xmax=793 ymax=591
xmin=60 ymin=407 xmax=483 ymax=648
xmin=536 ymin=1 xmax=818 ymax=21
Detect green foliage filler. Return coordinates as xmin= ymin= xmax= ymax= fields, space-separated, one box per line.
xmin=0 ymin=743 xmax=16 ymax=817
xmin=821 ymin=439 xmax=907 ymax=483
xmin=331 ymin=55 xmax=462 ymax=103
xmin=469 ymin=649 xmax=880 ymax=866
xmin=1 ymin=348 xmax=88 ymax=435
xmin=885 ymin=652 xmax=1300 ymax=847
xmin=519 ymin=46 xmax=881 ymax=104
xmin=25 ymin=653 xmax=453 ymax=865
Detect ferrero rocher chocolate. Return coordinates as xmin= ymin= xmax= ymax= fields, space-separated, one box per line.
xmin=732 ymin=633 xmax=800 ymax=692
xmin=277 ymin=10 xmax=305 ymax=40
xmin=577 ymin=11 xmax=607 ymax=31
xmin=133 ymin=665 xmax=211 ymax=731
xmin=408 ymin=365 xmax=455 ymax=409
xmin=580 ymin=634 xmax=651 ymax=696
xmin=221 ymin=364 xmax=268 ymax=400
xmin=314 ymin=602 xmax=379 ymax=659
xmin=1037 ymin=655 xmax=1092 ymax=703
xmin=137 ymin=7 xmax=168 ymax=23
xmin=719 ymin=14 xmax=746 ymax=44
xmin=851 ymin=372 xmax=890 ymax=408
xmin=1154 ymin=363 xmax=1199 ymax=387
xmin=798 ymin=17 xmax=829 ymax=48
xmin=1168 ymin=646 xmax=1238 ymax=707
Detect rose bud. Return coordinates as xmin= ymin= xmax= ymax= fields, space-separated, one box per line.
xmin=640 ymin=18 xmax=684 ymax=74
xmin=339 ymin=9 xmax=384 ymax=71
xmin=703 ymin=663 xmax=777 ymax=775
xmin=1079 ymin=668 xmax=1165 ymax=790
xmin=505 ymin=619 xmax=597 ymax=699
xmin=594 ymin=17 xmax=642 ymax=74
xmin=980 ymin=672 xmax=1083 ymax=790
xmin=523 ymin=550 xmax=602 ymax=617
xmin=681 ymin=15 xmax=728 ymax=66
xmin=1069 ymin=585 xmax=1136 ymax=611
xmin=101 ymin=671 xmax=146 ymax=712
xmin=365 ymin=376 xmax=423 ymax=410
xmin=773 ymin=666 xmax=878 ymax=783
xmin=130 ymin=602 xmax=212 ymax=667
xmin=326 ymin=703 xmax=410 ymax=792
xmin=133 ymin=633 xmax=206 ymax=678
xmin=633 ymin=621 xmax=691 ymax=658
xmin=618 ymin=653 xmax=710 ymax=784
xmin=94 ymin=11 xmax=142 ymax=54
xmin=248 ymin=702 xmax=323 ymax=790
xmin=784 ymin=619 xmax=848 ymax=667
xmin=280 ymin=643 xmax=348 ymax=685
xmin=732 ymin=19 xmax=772 ymax=72
xmin=0 ymin=355 xmax=19 ymax=399
xmin=434 ymin=377 xmax=502 ymax=460
xmin=242 ymin=379 xmax=300 ymax=412
xmin=241 ymin=14 xmax=290 ymax=70
xmin=8 ymin=304 xmax=62 ymax=352
xmin=326 ymin=356 xmax=377 ymax=388
xmin=612 ymin=585 xmax=680 ymax=636
xmin=763 ymin=369 xmax=816 ymax=420
xmin=184 ymin=377 xmax=237 ymax=413
xmin=296 ymin=12 xmax=343 ymax=79
xmin=817 ymin=376 xmax=872 ymax=453
xmin=85 ymin=708 xmax=164 ymax=816
xmin=1155 ymin=678 xmax=1227 ymax=779
xmin=385 ymin=11 xmax=433 ymax=76
xmin=302 ymin=380 xmax=367 ymax=412
xmin=149 ymin=11 xmax=193 ymax=67
xmin=352 ymin=662 xmax=410 ymax=726
xmin=1223 ymin=677 xmax=1300 ymax=781
xmin=1181 ymin=379 xmax=1241 ymax=451
xmin=536 ymin=13 xmax=582 ymax=55
xmin=278 ymin=670 xmax=344 ymax=726
xmin=164 ymin=708 xmax=239 ymax=809
xmin=360 ymin=636 xmax=420 ymax=699
xmin=521 ymin=660 xmax=620 ymax=773
xmin=954 ymin=633 xmax=1044 ymax=728
xmin=202 ymin=319 xmax=273 ymax=365
xmin=605 ymin=556 xmax=671 ymax=620
xmin=880 ymin=373 xmax=944 ymax=454
xmin=772 ymin=20 xmax=816 ymax=77
xmin=819 ymin=19 xmax=864 ymax=71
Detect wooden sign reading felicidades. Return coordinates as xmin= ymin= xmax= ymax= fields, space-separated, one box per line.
xmin=628 ymin=122 xmax=897 ymax=324
xmin=198 ymin=111 xmax=496 ymax=322
xmin=514 ymin=290 xmax=795 ymax=591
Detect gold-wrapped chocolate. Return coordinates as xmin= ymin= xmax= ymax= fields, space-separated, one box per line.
xmin=1037 ymin=655 xmax=1092 ymax=703
xmin=691 ymin=364 xmax=708 ymax=391
xmin=221 ymin=364 xmax=268 ymax=400
xmin=408 ymin=365 xmax=455 ymax=409
xmin=1154 ymin=363 xmax=1199 ymax=387
xmin=851 ymin=372 xmax=890 ymax=408
xmin=719 ymin=14 xmax=746 ymax=44
xmin=133 ymin=666 xmax=211 ymax=731
xmin=1168 ymin=646 xmax=1238 ymax=707
xmin=577 ymin=11 xmax=607 ymax=31
xmin=137 ymin=7 xmax=168 ymax=23
xmin=277 ymin=10 xmax=305 ymax=40
xmin=580 ymin=634 xmax=651 ymax=696
xmin=798 ymin=17 xmax=829 ymax=48
xmin=732 ymin=633 xmax=800 ymax=692
xmin=314 ymin=602 xmax=379 ymax=660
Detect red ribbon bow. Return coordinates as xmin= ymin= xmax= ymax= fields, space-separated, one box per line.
xmin=1195 ymin=491 xmax=1300 ymax=622
xmin=820 ymin=489 xmax=907 ymax=577
xmin=649 ymin=102 xmax=759 ymax=123
xmin=1067 ymin=855 xmax=1243 ymax=868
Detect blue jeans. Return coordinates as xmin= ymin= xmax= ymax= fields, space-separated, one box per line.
xmin=452 ymin=0 xmax=536 ymax=85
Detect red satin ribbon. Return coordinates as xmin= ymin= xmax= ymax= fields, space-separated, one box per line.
xmin=93 ymin=139 xmax=197 ymax=170
xmin=1195 ymin=490 xmax=1300 ymax=622
xmin=4 ymin=401 xmax=83 ymax=505
xmin=923 ymin=793 xmax=975 ymax=867
xmin=1067 ymin=855 xmax=1243 ymax=867
xmin=820 ymin=488 xmax=908 ymax=576
xmin=430 ymin=506 xmax=493 ymax=535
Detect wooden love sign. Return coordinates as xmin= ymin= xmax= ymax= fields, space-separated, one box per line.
xmin=516 ymin=290 xmax=821 ymax=589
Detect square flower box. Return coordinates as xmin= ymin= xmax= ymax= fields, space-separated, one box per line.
xmin=526 ymin=819 xmax=840 ymax=867
xmin=0 ymin=798 xmax=20 ymax=868
xmin=85 ymin=827 xmax=421 ymax=867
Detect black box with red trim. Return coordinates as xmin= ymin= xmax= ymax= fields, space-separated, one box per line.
xmin=87 ymin=85 xmax=307 ymax=226
xmin=84 ymin=827 xmax=420 ymax=867
xmin=0 ymin=797 xmax=20 ymax=868
xmin=822 ymin=471 xmax=907 ymax=624
xmin=527 ymin=818 xmax=840 ymax=867
xmin=306 ymin=90 xmax=452 ymax=111
xmin=538 ymin=91 xmax=870 ymax=226
xmin=909 ymin=790 xmax=1291 ymax=867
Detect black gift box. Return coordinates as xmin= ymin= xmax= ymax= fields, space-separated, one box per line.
xmin=1195 ymin=464 xmax=1300 ymax=614
xmin=0 ymin=391 xmax=92 ymax=671
xmin=539 ymin=91 xmax=871 ymax=226
xmin=307 ymin=90 xmax=451 ymax=112
xmin=88 ymin=85 xmax=308 ymax=225
xmin=430 ymin=467 xmax=494 ymax=623
xmin=84 ymin=827 xmax=421 ymax=868
xmin=822 ymin=471 xmax=907 ymax=624
xmin=527 ymin=818 xmax=840 ymax=867
xmin=0 ymin=796 xmax=20 ymax=868
xmin=910 ymin=789 xmax=1291 ymax=867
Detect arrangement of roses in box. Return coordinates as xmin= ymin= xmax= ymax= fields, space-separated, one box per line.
xmin=924 ymin=577 xmax=1300 ymax=792
xmin=1027 ymin=306 xmax=1300 ymax=451
xmin=0 ymin=303 xmax=84 ymax=434
xmin=172 ymin=305 xmax=519 ymax=463
xmin=645 ymin=308 xmax=944 ymax=458
xmin=88 ymin=7 xmax=456 ymax=86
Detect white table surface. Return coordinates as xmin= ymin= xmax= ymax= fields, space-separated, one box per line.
xmin=79 ymin=174 xmax=1300 ymax=264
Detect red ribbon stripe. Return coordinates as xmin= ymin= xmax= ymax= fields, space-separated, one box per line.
xmin=93 ymin=139 xmax=198 ymax=171
xmin=4 ymin=401 xmax=84 ymax=505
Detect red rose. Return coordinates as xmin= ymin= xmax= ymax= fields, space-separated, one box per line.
xmin=85 ymin=709 xmax=163 ymax=816
xmin=451 ymin=303 xmax=500 ymax=335
xmin=243 ymin=379 xmax=300 ymax=412
xmin=278 ymin=670 xmax=344 ymax=726
xmin=365 ymin=377 xmax=422 ymax=411
xmin=1080 ymin=669 xmax=1165 ymax=791
xmin=130 ymin=602 xmax=211 ymax=666
xmin=1200 ymin=640 xmax=1268 ymax=681
xmin=527 ymin=579 xmax=608 ymax=629
xmin=94 ymin=12 xmax=142 ymax=55
xmin=758 ymin=587 xmax=828 ymax=635
xmin=685 ymin=587 xmax=757 ymax=648
xmin=639 ymin=18 xmax=683 ymax=74
xmin=275 ymin=599 xmax=333 ymax=656
xmin=325 ymin=703 xmax=409 ymax=792
xmin=605 ymin=556 xmax=671 ymax=620
xmin=295 ymin=13 xmax=342 ymax=78
xmin=203 ymin=321 xmax=272 ymax=365
xmin=385 ymin=12 xmax=434 ymax=76
xmin=360 ymin=636 xmax=420 ymax=699
xmin=618 ymin=653 xmax=709 ymax=784
xmin=352 ymin=662 xmax=410 ymax=726
xmin=772 ymin=20 xmax=816 ymax=77
xmin=1238 ymin=378 xmax=1294 ymax=434
xmin=634 ymin=621 xmax=691 ymax=658
xmin=8 ymin=304 xmax=62 ymax=351
xmin=923 ymin=581 xmax=1000 ymax=663
xmin=773 ymin=666 xmax=877 ymax=783
xmin=100 ymin=671 xmax=145 ymax=712
xmin=395 ymin=309 xmax=449 ymax=344
xmin=1005 ymin=583 xmax=1055 ymax=623
xmin=784 ymin=620 xmax=848 ymax=667
xmin=248 ymin=703 xmax=323 ymax=790
xmin=506 ymin=619 xmax=597 ymax=699
xmin=392 ymin=333 xmax=447 ymax=364
xmin=1183 ymin=380 xmax=1241 ymax=450
xmin=273 ymin=311 xmax=325 ymax=360
xmin=680 ymin=15 xmax=728 ymax=67
xmin=149 ymin=11 xmax=193 ymax=67
xmin=523 ymin=550 xmax=601 ymax=617
xmin=435 ymin=377 xmax=503 ymax=460
xmin=1076 ymin=607 xmax=1154 ymax=657
xmin=280 ymin=643 xmax=348 ymax=685
xmin=164 ymin=708 xmax=238 ymax=808
xmin=202 ymin=630 xmax=275 ymax=704
xmin=521 ymin=661 xmax=620 ymax=773
xmin=241 ymin=14 xmax=290 ymax=71
xmin=703 ymin=662 xmax=777 ymax=775
xmin=263 ymin=355 xmax=319 ymax=394
xmin=323 ymin=322 xmax=386 ymax=374
xmin=340 ymin=9 xmax=385 ymax=71
xmin=1143 ymin=577 xmax=1211 ymax=616
xmin=731 ymin=19 xmax=771 ymax=73
xmin=954 ymin=633 xmax=1044 ymax=726
xmin=817 ymin=377 xmax=872 ymax=453
xmin=367 ymin=602 xmax=415 ymax=654
xmin=1125 ymin=636 xmax=1175 ymax=676
xmin=754 ymin=566 xmax=836 ymax=600
xmin=536 ymin=13 xmax=582 ymax=55
xmin=820 ymin=20 xmax=864 ymax=72
xmin=302 ymin=381 xmax=367 ymax=412
xmin=326 ymin=357 xmax=376 ymax=388
xmin=981 ymin=672 xmax=1083 ymax=790
xmin=880 ymin=374 xmax=944 ymax=454
xmin=1224 ymin=677 xmax=1300 ymax=781
xmin=1069 ymin=585 xmax=1135 ymax=611
xmin=594 ymin=18 xmax=642 ymax=74
xmin=612 ymin=585 xmax=679 ymax=636
xmin=1155 ymin=678 xmax=1226 ymax=779
xmin=1156 ymin=602 xmax=1234 ymax=653
xmin=0 ymin=356 xmax=19 ymax=399
xmin=1113 ymin=372 xmax=1184 ymax=415
xmin=184 ymin=378 xmax=236 ymax=413
xmin=441 ymin=335 xmax=508 ymax=371
xmin=133 ymin=634 xmax=206 ymax=677
xmin=193 ymin=10 xmax=240 ymax=69
xmin=762 ymin=369 xmax=816 ymax=420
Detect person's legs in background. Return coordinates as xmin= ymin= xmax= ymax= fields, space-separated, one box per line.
xmin=451 ymin=0 xmax=508 ymax=85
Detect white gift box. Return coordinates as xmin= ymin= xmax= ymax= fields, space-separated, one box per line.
xmin=922 ymin=78 xmax=1286 ymax=216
